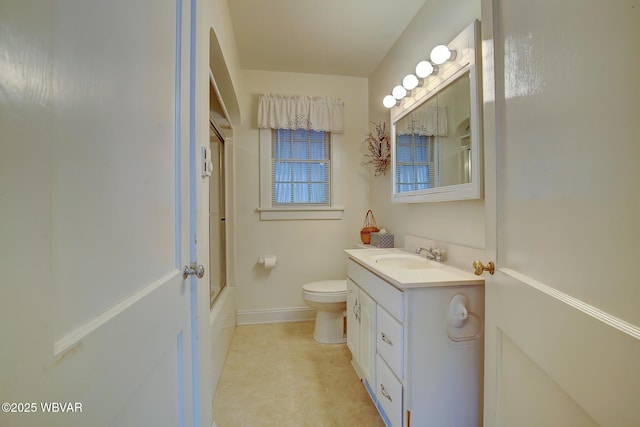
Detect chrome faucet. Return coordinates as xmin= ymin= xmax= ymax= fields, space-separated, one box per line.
xmin=415 ymin=246 xmax=446 ymax=262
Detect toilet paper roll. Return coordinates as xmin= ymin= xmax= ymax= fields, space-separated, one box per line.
xmin=259 ymin=255 xmax=278 ymax=269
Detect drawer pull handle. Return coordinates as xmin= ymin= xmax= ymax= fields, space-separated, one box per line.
xmin=380 ymin=384 xmax=393 ymax=402
xmin=381 ymin=332 xmax=393 ymax=346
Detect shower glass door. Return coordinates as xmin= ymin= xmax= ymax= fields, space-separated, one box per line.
xmin=209 ymin=136 xmax=226 ymax=308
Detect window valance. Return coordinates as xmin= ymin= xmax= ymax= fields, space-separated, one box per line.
xmin=397 ymin=107 xmax=448 ymax=137
xmin=257 ymin=95 xmax=344 ymax=134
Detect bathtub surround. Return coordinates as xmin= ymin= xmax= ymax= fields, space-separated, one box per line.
xmin=209 ymin=286 xmax=236 ymax=400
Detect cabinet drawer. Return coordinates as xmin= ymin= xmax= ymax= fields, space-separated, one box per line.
xmin=377 ymin=305 xmax=404 ymax=379
xmin=376 ymin=354 xmax=403 ymax=427
xmin=348 ymin=260 xmax=404 ymax=321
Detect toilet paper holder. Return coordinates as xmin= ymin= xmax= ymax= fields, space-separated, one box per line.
xmin=258 ymin=255 xmax=278 ymax=269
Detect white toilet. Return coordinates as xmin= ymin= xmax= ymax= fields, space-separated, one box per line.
xmin=301 ymin=280 xmax=348 ymax=344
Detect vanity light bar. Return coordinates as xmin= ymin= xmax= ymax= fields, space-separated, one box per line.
xmin=391 ymin=85 xmax=407 ymax=100
xmin=382 ymin=95 xmax=398 ymax=108
xmin=382 ymin=43 xmax=455 ymax=109
xmin=402 ymin=74 xmax=420 ymax=91
xmin=430 ymin=44 xmax=456 ymax=65
xmin=415 ymin=60 xmax=437 ymax=79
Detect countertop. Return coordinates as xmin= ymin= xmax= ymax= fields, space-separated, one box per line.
xmin=345 ymin=248 xmax=484 ymax=290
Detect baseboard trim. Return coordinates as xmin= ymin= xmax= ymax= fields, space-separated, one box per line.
xmin=236 ymin=307 xmax=316 ymax=325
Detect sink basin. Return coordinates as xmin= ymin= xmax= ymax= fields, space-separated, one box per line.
xmin=368 ymin=253 xmax=440 ymax=270
xmin=345 ymin=248 xmax=484 ymax=287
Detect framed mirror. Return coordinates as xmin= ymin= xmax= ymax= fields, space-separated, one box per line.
xmin=390 ymin=21 xmax=482 ymax=203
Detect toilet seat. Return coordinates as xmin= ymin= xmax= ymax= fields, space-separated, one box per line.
xmin=302 ymin=280 xmax=347 ymax=303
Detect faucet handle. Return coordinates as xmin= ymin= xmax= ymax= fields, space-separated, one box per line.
xmin=432 ymin=248 xmax=446 ymax=262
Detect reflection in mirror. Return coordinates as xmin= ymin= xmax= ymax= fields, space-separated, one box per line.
xmin=390 ymin=21 xmax=481 ymax=203
xmin=394 ymin=73 xmax=470 ymax=193
xmin=395 ymin=95 xmax=439 ymax=192
xmin=435 ymin=73 xmax=470 ymax=187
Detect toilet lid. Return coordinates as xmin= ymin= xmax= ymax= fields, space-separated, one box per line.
xmin=302 ymin=280 xmax=347 ymax=293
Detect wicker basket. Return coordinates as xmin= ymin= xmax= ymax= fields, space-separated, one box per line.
xmin=360 ymin=210 xmax=380 ymax=244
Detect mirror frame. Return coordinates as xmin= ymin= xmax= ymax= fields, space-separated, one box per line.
xmin=390 ymin=20 xmax=482 ymax=203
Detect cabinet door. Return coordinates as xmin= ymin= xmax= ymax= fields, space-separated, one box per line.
xmin=377 ymin=354 xmax=403 ymax=427
xmin=346 ymin=279 xmax=360 ymax=361
xmin=359 ymin=290 xmax=376 ymax=387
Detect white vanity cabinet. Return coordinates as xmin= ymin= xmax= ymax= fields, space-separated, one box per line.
xmin=346 ymin=279 xmax=360 ymax=362
xmin=346 ymin=278 xmax=376 ymax=397
xmin=346 ymin=257 xmax=484 ymax=427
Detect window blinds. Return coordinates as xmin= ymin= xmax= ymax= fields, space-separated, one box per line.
xmin=271 ymin=128 xmax=331 ymax=205
xmin=395 ymin=133 xmax=438 ymax=192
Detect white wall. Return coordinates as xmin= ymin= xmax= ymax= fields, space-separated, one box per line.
xmin=202 ymin=0 xmax=242 ymax=126
xmin=368 ymin=0 xmax=483 ymax=251
xmin=234 ymin=70 xmax=370 ymax=319
xmin=230 ymin=0 xmax=482 ymax=318
xmin=199 ymin=1 xmax=243 ymax=424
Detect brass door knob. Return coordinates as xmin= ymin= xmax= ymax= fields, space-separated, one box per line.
xmin=473 ymin=260 xmax=495 ymax=275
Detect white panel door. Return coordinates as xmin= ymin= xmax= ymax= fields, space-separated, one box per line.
xmin=481 ymin=1 xmax=640 ymax=426
xmin=0 ymin=1 xmax=200 ymax=426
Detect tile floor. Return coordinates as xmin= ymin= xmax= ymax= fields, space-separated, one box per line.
xmin=212 ymin=321 xmax=385 ymax=427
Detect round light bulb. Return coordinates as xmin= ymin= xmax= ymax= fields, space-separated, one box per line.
xmin=430 ymin=44 xmax=452 ymax=65
xmin=415 ymin=60 xmax=434 ymax=78
xmin=382 ymin=95 xmax=397 ymax=108
xmin=392 ymin=85 xmax=407 ymax=100
xmin=402 ymin=74 xmax=419 ymax=91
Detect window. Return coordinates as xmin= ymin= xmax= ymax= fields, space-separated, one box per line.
xmin=258 ymin=94 xmax=344 ymax=220
xmin=259 ymin=128 xmax=343 ymax=220
xmin=272 ymin=128 xmax=331 ymax=206
xmin=395 ymin=133 xmax=437 ymax=192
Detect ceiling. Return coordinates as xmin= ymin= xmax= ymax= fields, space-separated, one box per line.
xmin=227 ymin=0 xmax=428 ymax=77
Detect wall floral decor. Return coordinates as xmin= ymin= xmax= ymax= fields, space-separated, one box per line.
xmin=362 ymin=121 xmax=391 ymax=176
